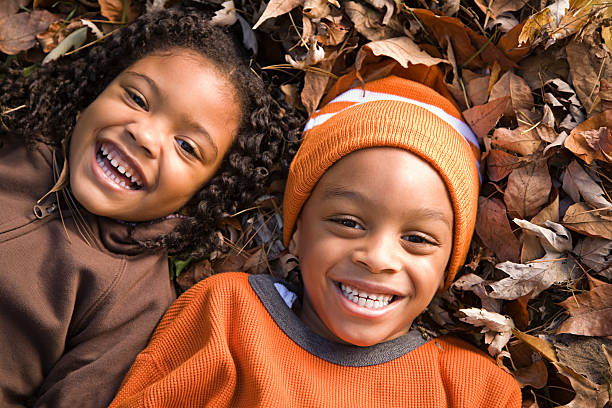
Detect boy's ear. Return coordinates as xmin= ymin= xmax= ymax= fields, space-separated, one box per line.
xmin=288 ymin=220 xmax=300 ymax=255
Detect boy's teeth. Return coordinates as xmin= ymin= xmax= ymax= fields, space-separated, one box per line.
xmin=340 ymin=283 xmax=393 ymax=309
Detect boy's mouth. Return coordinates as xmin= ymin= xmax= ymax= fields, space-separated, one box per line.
xmin=339 ymin=282 xmax=397 ymax=309
xmin=96 ymin=143 xmax=143 ymax=190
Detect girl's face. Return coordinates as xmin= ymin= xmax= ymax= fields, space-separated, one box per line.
xmin=290 ymin=148 xmax=453 ymax=347
xmin=69 ymin=49 xmax=241 ymax=221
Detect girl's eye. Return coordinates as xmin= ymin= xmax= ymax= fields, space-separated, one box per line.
xmin=127 ymin=89 xmax=148 ymax=111
xmin=177 ymin=139 xmax=198 ymax=158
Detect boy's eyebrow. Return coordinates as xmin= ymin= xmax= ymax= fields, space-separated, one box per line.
xmin=123 ymin=71 xmax=219 ymax=159
xmin=323 ymin=185 xmax=452 ymax=227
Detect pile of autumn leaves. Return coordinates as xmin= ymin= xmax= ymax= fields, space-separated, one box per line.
xmin=1 ymin=0 xmax=611 ymax=406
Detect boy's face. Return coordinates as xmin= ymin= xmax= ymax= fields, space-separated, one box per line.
xmin=290 ymin=147 xmax=453 ymax=347
xmin=69 ymin=49 xmax=240 ymax=221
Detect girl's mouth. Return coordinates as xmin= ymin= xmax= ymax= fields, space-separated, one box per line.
xmin=339 ymin=282 xmax=397 ymax=309
xmin=95 ymin=143 xmax=143 ymax=190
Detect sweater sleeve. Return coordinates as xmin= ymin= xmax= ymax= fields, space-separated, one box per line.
xmin=33 ymin=255 xmax=176 ymax=408
xmin=110 ymin=272 xmax=251 ymax=408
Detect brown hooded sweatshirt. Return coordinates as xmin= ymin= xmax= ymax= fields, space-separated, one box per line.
xmin=0 ymin=137 xmax=176 ymax=407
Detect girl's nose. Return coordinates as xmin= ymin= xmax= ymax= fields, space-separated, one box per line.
xmin=352 ymin=232 xmax=402 ymax=274
xmin=126 ymin=122 xmax=162 ymax=158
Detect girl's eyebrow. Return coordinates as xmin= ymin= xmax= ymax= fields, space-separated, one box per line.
xmin=123 ymin=71 xmax=159 ymax=96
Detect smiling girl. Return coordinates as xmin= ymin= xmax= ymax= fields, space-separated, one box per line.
xmin=0 ymin=6 xmax=299 ymax=407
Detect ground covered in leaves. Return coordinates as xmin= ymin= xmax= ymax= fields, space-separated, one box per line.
xmin=1 ymin=0 xmax=611 ymax=407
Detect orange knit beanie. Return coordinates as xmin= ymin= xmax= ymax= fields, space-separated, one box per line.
xmin=283 ymin=75 xmax=481 ymax=288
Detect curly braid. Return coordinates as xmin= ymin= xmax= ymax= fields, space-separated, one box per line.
xmin=0 ymin=6 xmax=304 ymax=258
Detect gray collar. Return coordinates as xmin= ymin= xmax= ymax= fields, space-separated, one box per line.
xmin=248 ymin=274 xmax=427 ymax=367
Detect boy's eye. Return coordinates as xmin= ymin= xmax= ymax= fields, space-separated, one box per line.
xmin=127 ymin=89 xmax=148 ymax=111
xmin=177 ymin=138 xmax=198 ymax=158
xmin=403 ymin=234 xmax=433 ymax=245
xmin=334 ymin=218 xmax=364 ymax=230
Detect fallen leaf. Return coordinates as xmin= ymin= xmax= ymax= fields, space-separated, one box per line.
xmin=573 ymin=237 xmax=612 ymax=279
xmin=512 ymin=328 xmax=558 ymax=362
xmin=473 ymin=0 xmax=525 ymax=19
xmin=462 ymin=96 xmax=510 ymax=141
xmin=489 ymin=255 xmax=574 ymax=299
xmin=514 ymin=358 xmax=548 ymax=389
xmin=492 ymin=126 xmax=542 ymax=156
xmin=466 ymin=75 xmax=490 ymax=106
xmin=363 ymin=0 xmax=395 ymax=25
xmin=453 ymin=273 xmax=502 ymax=313
xmin=253 ymin=0 xmax=303 ymax=30
xmin=496 ymin=19 xmax=531 ymax=62
xmin=598 ymin=79 xmax=612 ymax=111
xmin=303 ymin=0 xmax=332 ymax=19
xmin=563 ymin=202 xmax=612 ymax=240
xmin=486 ymin=149 xmax=522 ymax=181
xmin=557 ymin=284 xmax=612 ymax=337
xmin=566 ymin=36 xmax=612 ymax=116
xmin=564 ymin=110 xmax=612 ymax=164
xmin=355 ymin=36 xmax=447 ymax=71
xmin=300 ymin=60 xmax=332 ymax=115
xmin=504 ymin=160 xmax=551 ymax=219
xmin=553 ymin=362 xmax=610 ymax=408
xmin=562 ymin=160 xmax=612 ymax=210
xmin=504 ymin=292 xmax=531 ymax=330
xmin=459 ymin=308 xmax=515 ymax=355
xmin=555 ymin=333 xmax=612 ymax=385
xmin=513 ymin=219 xmax=573 ymax=255
xmin=489 ymin=71 xmax=535 ymax=120
xmin=42 ymin=26 xmax=88 ymax=65
xmin=98 ymin=0 xmax=139 ymax=23
xmin=344 ymin=1 xmax=401 ymax=41
xmin=0 ymin=10 xmax=57 ymax=55
xmin=0 ymin=0 xmax=28 ymax=20
xmin=212 ymin=0 xmax=238 ymax=26
xmin=475 ymin=197 xmax=521 ymax=263
xmin=518 ymin=7 xmax=553 ymax=46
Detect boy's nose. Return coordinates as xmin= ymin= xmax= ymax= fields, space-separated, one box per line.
xmin=126 ymin=122 xmax=162 ymax=158
xmin=352 ymin=233 xmax=402 ymax=274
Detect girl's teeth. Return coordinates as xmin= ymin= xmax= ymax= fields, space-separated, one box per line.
xmin=125 ymin=171 xmax=132 ymax=178
xmin=98 ymin=143 xmax=142 ymax=189
xmin=117 ymin=165 xmax=126 ymax=174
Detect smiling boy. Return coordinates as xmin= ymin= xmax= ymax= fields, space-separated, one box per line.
xmin=110 ymin=76 xmax=522 ymax=408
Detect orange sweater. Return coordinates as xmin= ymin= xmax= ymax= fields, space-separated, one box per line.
xmin=111 ymin=273 xmax=521 ymax=408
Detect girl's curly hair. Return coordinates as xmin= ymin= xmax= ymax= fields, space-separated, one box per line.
xmin=0 ymin=6 xmax=303 ymax=258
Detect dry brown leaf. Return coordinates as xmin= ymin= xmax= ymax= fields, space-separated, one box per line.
xmin=553 ymin=362 xmax=610 ymax=408
xmin=462 ymin=96 xmax=510 ymax=141
xmin=473 ymin=0 xmax=526 ymax=19
xmin=300 ymin=60 xmax=332 ymax=115
xmin=512 ymin=329 xmax=558 ymax=362
xmin=573 ymin=237 xmax=612 ymax=279
xmin=504 ymin=160 xmax=551 ymax=219
xmin=453 ymin=273 xmax=502 ymax=313
xmin=557 ymin=284 xmax=612 ymax=337
xmin=98 ymin=0 xmax=139 ymax=23
xmin=565 ymin=110 xmax=612 ymax=164
xmin=598 ymin=79 xmax=612 ymax=111
xmin=303 ymin=0 xmax=332 ymax=19
xmin=566 ymin=36 xmax=612 ymax=116
xmin=363 ymin=0 xmax=395 ymax=25
xmin=466 ymin=75 xmax=490 ymax=107
xmin=355 ymin=36 xmax=447 ymax=71
xmin=176 ymin=259 xmax=213 ymax=292
xmin=518 ymin=8 xmax=553 ymax=46
xmin=0 ymin=0 xmax=28 ymax=20
xmin=563 ymin=202 xmax=612 ymax=240
xmin=505 ymin=293 xmax=531 ymax=330
xmin=513 ymin=219 xmax=572 ymax=255
xmin=489 ymin=256 xmax=574 ymax=299
xmin=492 ymin=126 xmax=542 ymax=156
xmin=497 ymin=19 xmax=531 ymax=62
xmin=555 ymin=333 xmax=612 ymax=386
xmin=0 ymin=10 xmax=57 ymax=55
xmin=486 ymin=149 xmax=522 ymax=182
xmin=489 ymin=71 xmax=535 ymax=120
xmin=521 ymin=233 xmax=545 ymax=263
xmin=410 ymin=8 xmax=516 ymax=70
xmin=514 ymin=359 xmax=548 ymax=389
xmin=475 ymin=197 xmax=521 ymax=263
xmin=344 ymin=1 xmax=400 ymax=41
xmin=532 ymin=188 xmax=560 ymax=224
xmin=562 ymin=160 xmax=612 ymax=210
xmin=458 ymin=308 xmax=515 ymax=355
xmin=252 ymin=0 xmax=303 ymax=29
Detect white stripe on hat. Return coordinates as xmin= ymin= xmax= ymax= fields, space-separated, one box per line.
xmin=304 ymin=88 xmax=480 ymax=149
